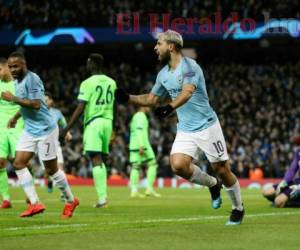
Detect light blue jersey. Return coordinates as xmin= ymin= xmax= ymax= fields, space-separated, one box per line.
xmin=15 ymin=71 xmax=56 ymax=137
xmin=151 ymin=57 xmax=217 ymax=132
xmin=49 ymin=107 xmax=67 ymax=128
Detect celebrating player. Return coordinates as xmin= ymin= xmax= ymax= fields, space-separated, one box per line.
xmin=129 ymin=107 xmax=161 ymax=198
xmin=115 ymin=30 xmax=244 ymax=225
xmin=61 ymin=53 xmax=116 ymax=208
xmin=1 ymin=52 xmax=79 ymax=218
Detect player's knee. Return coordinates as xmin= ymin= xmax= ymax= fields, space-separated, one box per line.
xmin=170 ymin=158 xmax=189 ymax=176
xmin=212 ymin=162 xmax=230 ymax=179
xmin=13 ymin=158 xmax=25 ymax=170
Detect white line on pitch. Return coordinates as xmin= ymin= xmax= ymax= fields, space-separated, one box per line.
xmin=3 ymin=211 xmax=300 ymax=231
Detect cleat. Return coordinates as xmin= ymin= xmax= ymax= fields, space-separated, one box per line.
xmin=61 ymin=197 xmax=79 ymax=218
xmin=0 ymin=200 xmax=12 ymax=209
xmin=131 ymin=191 xmax=145 ymax=198
xmin=211 ymin=197 xmax=222 ymax=209
xmin=226 ymin=208 xmax=245 ymax=226
xmin=20 ymin=203 xmax=46 ymax=217
xmin=145 ymin=189 xmax=161 ymax=197
xmin=94 ymin=202 xmax=108 ymax=208
xmin=209 ymin=179 xmax=222 ymax=209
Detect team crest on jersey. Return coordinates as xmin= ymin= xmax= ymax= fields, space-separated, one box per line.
xmin=177 ymin=74 xmax=183 ymax=84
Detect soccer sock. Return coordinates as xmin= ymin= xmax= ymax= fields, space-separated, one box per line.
xmin=50 ymin=169 xmax=74 ymax=203
xmin=130 ymin=164 xmax=140 ymax=192
xmin=92 ymin=164 xmax=107 ymax=204
xmin=15 ymin=168 xmax=39 ymax=204
xmin=189 ymin=164 xmax=217 ymax=188
xmin=0 ymin=168 xmax=10 ymax=200
xmin=146 ymin=160 xmax=157 ymax=192
xmin=225 ymin=180 xmax=243 ymax=211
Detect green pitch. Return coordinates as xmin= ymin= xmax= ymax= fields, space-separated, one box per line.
xmin=1 ymin=187 xmax=300 ymax=250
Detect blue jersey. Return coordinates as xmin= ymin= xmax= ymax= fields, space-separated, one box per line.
xmin=49 ymin=107 xmax=67 ymax=128
xmin=151 ymin=57 xmax=217 ymax=132
xmin=15 ymin=71 xmax=56 ymax=137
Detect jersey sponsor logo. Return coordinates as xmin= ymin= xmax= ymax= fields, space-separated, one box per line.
xmin=29 ymin=88 xmax=39 ymax=93
xmin=184 ymin=71 xmax=195 ymax=77
xmin=168 ymin=88 xmax=182 ymax=98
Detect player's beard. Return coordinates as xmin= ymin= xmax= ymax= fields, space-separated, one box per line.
xmin=159 ymin=50 xmax=171 ymax=66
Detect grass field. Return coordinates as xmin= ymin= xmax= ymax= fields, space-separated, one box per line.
xmin=1 ymin=186 xmax=300 ymax=250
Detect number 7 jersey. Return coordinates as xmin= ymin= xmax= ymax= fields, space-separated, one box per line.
xmin=78 ymin=74 xmax=116 ymax=126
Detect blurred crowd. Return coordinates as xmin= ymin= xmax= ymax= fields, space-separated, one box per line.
xmin=1 ymin=0 xmax=299 ymax=30
xmin=18 ymin=59 xmax=299 ymax=180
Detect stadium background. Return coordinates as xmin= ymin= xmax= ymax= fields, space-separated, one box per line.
xmin=1 ymin=0 xmax=300 ymax=183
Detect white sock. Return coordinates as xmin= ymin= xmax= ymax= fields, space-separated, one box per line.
xmin=225 ymin=180 xmax=243 ymax=211
xmin=189 ymin=164 xmax=217 ymax=188
xmin=51 ymin=169 xmax=74 ymax=203
xmin=15 ymin=168 xmax=39 ymax=204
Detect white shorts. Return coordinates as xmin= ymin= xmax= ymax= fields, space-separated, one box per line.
xmin=56 ymin=143 xmax=64 ymax=164
xmin=16 ymin=126 xmax=59 ymax=161
xmin=171 ymin=120 xmax=229 ymax=163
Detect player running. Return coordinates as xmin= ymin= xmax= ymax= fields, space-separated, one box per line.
xmin=0 ymin=57 xmax=23 ymax=209
xmin=1 ymin=52 xmax=79 ymax=218
xmin=61 ymin=53 xmax=116 ymax=208
xmin=115 ymin=30 xmax=244 ymax=225
xmin=129 ymin=107 xmax=161 ymax=198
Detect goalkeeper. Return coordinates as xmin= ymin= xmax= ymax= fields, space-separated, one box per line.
xmin=129 ymin=107 xmax=160 ymax=198
xmin=262 ymin=137 xmax=300 ymax=207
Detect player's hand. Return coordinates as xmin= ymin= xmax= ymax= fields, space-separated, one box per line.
xmin=154 ymin=104 xmax=174 ymax=118
xmin=115 ymin=88 xmax=129 ymax=104
xmin=65 ymin=131 xmax=72 ymax=141
xmin=59 ymin=128 xmax=68 ymax=144
xmin=1 ymin=91 xmax=14 ymax=102
xmin=139 ymin=147 xmax=145 ymax=156
xmin=290 ymin=185 xmax=300 ymax=199
xmin=110 ymin=131 xmax=116 ymax=144
xmin=7 ymin=117 xmax=17 ymax=128
xmin=275 ymin=180 xmax=288 ymax=195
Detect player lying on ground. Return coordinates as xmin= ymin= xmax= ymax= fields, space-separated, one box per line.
xmin=262 ymin=136 xmax=300 ymax=208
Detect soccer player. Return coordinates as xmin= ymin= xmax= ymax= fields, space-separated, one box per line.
xmin=115 ymin=30 xmax=244 ymax=225
xmin=262 ymin=145 xmax=300 ymax=207
xmin=60 ymin=53 xmax=116 ymax=208
xmin=1 ymin=52 xmax=79 ymax=218
xmin=0 ymin=57 xmax=23 ymax=209
xmin=41 ymin=92 xmax=72 ymax=193
xmin=129 ymin=107 xmax=161 ymax=198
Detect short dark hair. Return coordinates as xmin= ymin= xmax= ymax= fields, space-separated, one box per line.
xmin=44 ymin=92 xmax=53 ymax=99
xmin=0 ymin=57 xmax=7 ymax=65
xmin=8 ymin=51 xmax=25 ymax=60
xmin=88 ymin=53 xmax=104 ymax=69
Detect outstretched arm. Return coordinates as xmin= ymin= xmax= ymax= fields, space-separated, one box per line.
xmin=129 ymin=93 xmax=160 ymax=107
xmin=1 ymin=91 xmax=40 ymax=109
